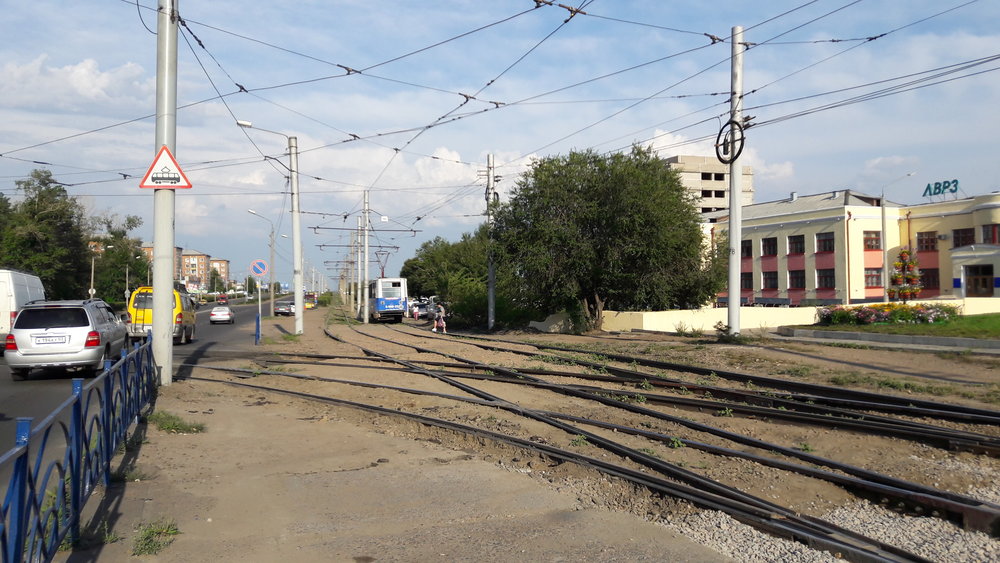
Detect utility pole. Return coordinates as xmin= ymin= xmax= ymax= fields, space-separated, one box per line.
xmin=726 ymin=26 xmax=745 ymax=338
xmin=483 ymin=154 xmax=499 ymax=331
xmin=362 ymin=195 xmax=370 ymax=323
xmin=152 ymin=0 xmax=179 ymax=385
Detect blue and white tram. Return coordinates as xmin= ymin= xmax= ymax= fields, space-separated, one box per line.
xmin=368 ymin=277 xmax=408 ymax=323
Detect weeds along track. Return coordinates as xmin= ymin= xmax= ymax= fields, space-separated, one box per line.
xmin=188 ymin=322 xmax=1000 ymax=562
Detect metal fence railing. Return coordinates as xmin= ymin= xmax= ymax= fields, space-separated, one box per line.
xmin=0 ymin=338 xmax=157 ymax=562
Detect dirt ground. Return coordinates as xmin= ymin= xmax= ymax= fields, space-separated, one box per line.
xmin=56 ymin=310 xmax=1000 ymax=562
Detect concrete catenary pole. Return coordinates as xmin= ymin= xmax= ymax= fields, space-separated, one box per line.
xmin=362 ymin=191 xmax=370 ymax=324
xmin=486 ymin=154 xmax=496 ymax=331
xmin=727 ymin=26 xmax=745 ymax=337
xmin=355 ymin=218 xmax=362 ymax=317
xmin=290 ymin=136 xmax=304 ymax=335
xmin=153 ymin=0 xmax=179 ymax=385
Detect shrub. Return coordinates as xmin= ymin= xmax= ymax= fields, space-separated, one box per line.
xmin=817 ymin=303 xmax=960 ymax=326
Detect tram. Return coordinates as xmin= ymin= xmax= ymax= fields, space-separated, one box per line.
xmin=367 ymin=277 xmax=408 ymax=323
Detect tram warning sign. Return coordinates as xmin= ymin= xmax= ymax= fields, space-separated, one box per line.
xmin=140 ymin=145 xmax=192 ymax=189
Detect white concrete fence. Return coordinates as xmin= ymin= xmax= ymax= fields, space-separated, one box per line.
xmin=528 ymin=297 xmax=1000 ymax=334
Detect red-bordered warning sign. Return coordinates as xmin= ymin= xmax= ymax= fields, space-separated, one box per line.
xmin=139 ymin=145 xmax=192 ymax=189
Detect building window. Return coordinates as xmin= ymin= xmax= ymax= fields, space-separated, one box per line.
xmin=816 ymin=232 xmax=835 ymax=253
xmin=864 ymin=268 xmax=882 ymax=288
xmin=701 ymin=208 xmax=713 ymax=213
xmin=953 ymin=228 xmax=975 ymax=247
xmin=701 ymin=190 xmax=712 ymax=198
xmin=787 ymin=235 xmax=805 ymax=254
xmin=863 ymin=230 xmax=882 ymax=250
xmin=762 ymin=271 xmax=778 ymax=289
xmin=817 ymin=268 xmax=835 ymax=289
xmin=916 ymin=231 xmax=938 ymax=252
xmin=740 ymin=240 xmax=752 ymax=258
xmin=983 ymin=224 xmax=1000 ymax=244
xmin=740 ymin=272 xmax=753 ymax=290
xmin=761 ymin=237 xmax=778 ymax=256
xmin=701 ymin=172 xmax=712 ymax=180
xmin=714 ymin=190 xmax=725 ymax=198
xmin=788 ymin=270 xmax=805 ymax=289
xmin=714 ymin=173 xmax=725 ymax=181
xmin=922 ymin=268 xmax=940 ymax=289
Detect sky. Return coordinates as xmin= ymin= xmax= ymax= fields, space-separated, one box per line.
xmin=2 ymin=0 xmax=999 ymax=286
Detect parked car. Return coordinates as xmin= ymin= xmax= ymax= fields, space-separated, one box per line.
xmin=273 ymin=301 xmax=294 ymax=316
xmin=413 ymin=302 xmax=429 ymax=320
xmin=209 ymin=306 xmax=235 ymax=324
xmin=3 ymin=299 xmax=128 ymax=381
xmin=217 ymin=294 xmax=229 ymax=305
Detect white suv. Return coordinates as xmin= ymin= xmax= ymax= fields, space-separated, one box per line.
xmin=3 ymin=299 xmax=128 ymax=381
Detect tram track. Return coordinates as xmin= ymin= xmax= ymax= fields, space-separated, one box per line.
xmin=180 ymin=319 xmax=1000 ymax=561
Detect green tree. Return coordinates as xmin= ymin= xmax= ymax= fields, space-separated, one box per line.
xmin=491 ymin=146 xmax=726 ymax=331
xmin=91 ymin=214 xmax=147 ymax=304
xmin=0 ymin=170 xmax=91 ymax=299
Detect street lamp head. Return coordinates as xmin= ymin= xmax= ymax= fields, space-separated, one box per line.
xmin=248 ymin=209 xmax=259 ymax=216
xmin=236 ymin=120 xmax=253 ymax=128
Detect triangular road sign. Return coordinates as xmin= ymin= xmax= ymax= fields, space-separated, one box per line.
xmin=139 ymin=145 xmax=192 ymax=189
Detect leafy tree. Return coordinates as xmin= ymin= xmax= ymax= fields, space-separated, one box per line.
xmin=91 ymin=214 xmax=147 ymax=303
xmin=0 ymin=170 xmax=91 ymax=299
xmin=491 ymin=146 xmax=726 ymax=331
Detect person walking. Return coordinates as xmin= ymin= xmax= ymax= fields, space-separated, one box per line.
xmin=432 ymin=302 xmax=447 ymax=334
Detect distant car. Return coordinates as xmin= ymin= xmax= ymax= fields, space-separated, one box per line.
xmin=304 ymin=301 xmax=316 ymax=309
xmin=217 ymin=295 xmax=229 ymax=305
xmin=3 ymin=299 xmax=128 ymax=381
xmin=273 ymin=301 xmax=294 ymax=316
xmin=209 ymin=306 xmax=235 ymax=324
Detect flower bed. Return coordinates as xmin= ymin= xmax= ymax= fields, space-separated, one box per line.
xmin=817 ymin=302 xmax=961 ymax=325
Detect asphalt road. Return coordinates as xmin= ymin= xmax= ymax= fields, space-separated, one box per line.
xmin=0 ymin=302 xmax=259 ymax=450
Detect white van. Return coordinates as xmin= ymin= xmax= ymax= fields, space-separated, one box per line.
xmin=0 ymin=269 xmax=46 ymax=346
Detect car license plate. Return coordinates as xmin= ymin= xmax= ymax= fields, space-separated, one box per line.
xmin=35 ymin=336 xmax=67 ymax=345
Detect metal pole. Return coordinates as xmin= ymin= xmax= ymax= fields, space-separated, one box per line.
xmin=153 ymin=0 xmax=179 ymax=385
xmin=289 ymin=136 xmax=304 ymax=334
xmin=727 ymin=26 xmax=744 ymax=337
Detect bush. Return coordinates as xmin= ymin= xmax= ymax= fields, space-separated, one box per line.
xmin=817 ymin=303 xmax=960 ymax=326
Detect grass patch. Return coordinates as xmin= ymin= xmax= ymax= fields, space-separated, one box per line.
xmin=827 ymin=373 xmax=953 ymax=396
xmin=280 ymin=333 xmax=300 ymax=343
xmin=109 ymin=466 xmax=151 ymax=483
xmin=132 ymin=519 xmax=180 ymax=556
xmin=146 ymin=411 xmax=206 ymax=434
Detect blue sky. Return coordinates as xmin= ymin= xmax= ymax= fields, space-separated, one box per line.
xmin=2 ymin=1 xmax=998 ymax=283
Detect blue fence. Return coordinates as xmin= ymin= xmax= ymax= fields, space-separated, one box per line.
xmin=0 ymin=338 xmax=157 ymax=562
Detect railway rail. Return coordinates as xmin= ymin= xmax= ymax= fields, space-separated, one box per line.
xmin=183 ymin=320 xmax=1000 ymax=562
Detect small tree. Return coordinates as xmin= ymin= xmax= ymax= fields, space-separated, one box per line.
xmin=887 ymin=249 xmax=921 ymax=303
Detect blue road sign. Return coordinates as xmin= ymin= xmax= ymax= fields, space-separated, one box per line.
xmin=251 ymin=259 xmax=268 ymax=277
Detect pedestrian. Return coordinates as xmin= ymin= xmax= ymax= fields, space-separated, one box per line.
xmin=432 ymin=303 xmax=447 ymax=334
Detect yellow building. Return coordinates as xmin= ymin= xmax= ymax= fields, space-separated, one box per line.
xmin=705 ymin=190 xmax=1000 ymax=305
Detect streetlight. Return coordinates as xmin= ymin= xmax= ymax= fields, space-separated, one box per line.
xmin=882 ymin=172 xmax=916 ymax=302
xmin=89 ymin=244 xmax=113 ymax=298
xmin=125 ymin=254 xmax=142 ymax=300
xmin=237 ymin=120 xmax=304 ymax=335
xmin=248 ymin=209 xmax=277 ymax=318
